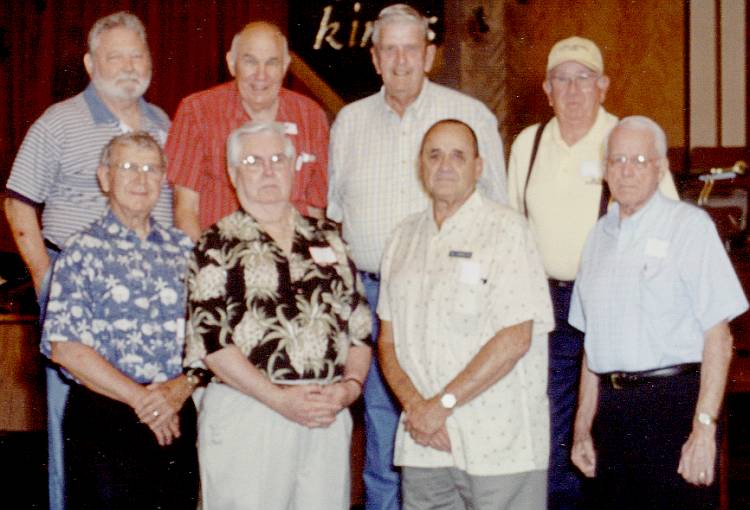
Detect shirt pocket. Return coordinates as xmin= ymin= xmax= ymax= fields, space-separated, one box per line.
xmin=442 ymin=260 xmax=486 ymax=334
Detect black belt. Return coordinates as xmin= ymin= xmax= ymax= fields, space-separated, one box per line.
xmin=360 ymin=271 xmax=380 ymax=282
xmin=44 ymin=238 xmax=62 ymax=253
xmin=600 ymin=363 xmax=701 ymax=390
xmin=548 ymin=278 xmax=574 ymax=289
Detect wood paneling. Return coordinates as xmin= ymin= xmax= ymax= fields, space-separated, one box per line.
xmin=456 ymin=0 xmax=686 ymax=151
xmin=0 ymin=315 xmax=44 ymax=431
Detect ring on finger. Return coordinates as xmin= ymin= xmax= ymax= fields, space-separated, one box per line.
xmin=153 ymin=410 xmax=160 ymax=417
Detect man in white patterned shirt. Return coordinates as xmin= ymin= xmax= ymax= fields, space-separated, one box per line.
xmin=327 ymin=4 xmax=506 ymax=509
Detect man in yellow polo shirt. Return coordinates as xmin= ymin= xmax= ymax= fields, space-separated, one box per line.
xmin=507 ymin=36 xmax=677 ymax=510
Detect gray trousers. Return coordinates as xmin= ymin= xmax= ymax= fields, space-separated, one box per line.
xmin=402 ymin=467 xmax=546 ymax=510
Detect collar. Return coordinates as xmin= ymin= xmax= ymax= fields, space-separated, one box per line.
xmin=603 ymin=190 xmax=664 ymax=236
xmin=427 ymin=189 xmax=483 ymax=234
xmin=101 ymin=209 xmax=164 ymax=244
xmin=83 ymin=82 xmax=166 ymax=128
xmin=377 ymin=78 xmax=431 ymax=118
xmin=227 ymin=82 xmax=291 ymax=123
xmin=549 ymin=106 xmax=609 ymax=150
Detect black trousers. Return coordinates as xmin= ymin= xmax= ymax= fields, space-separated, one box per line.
xmin=63 ymin=384 xmax=199 ymax=510
xmin=591 ymin=370 xmax=719 ymax=510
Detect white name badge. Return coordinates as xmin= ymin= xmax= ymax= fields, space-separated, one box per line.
xmin=459 ymin=260 xmax=481 ymax=284
xmin=310 ymin=246 xmax=337 ymax=265
xmin=283 ymin=122 xmax=299 ymax=135
xmin=296 ymin=151 xmax=317 ymax=171
xmin=579 ymin=160 xmax=603 ymax=183
xmin=645 ymin=238 xmax=668 ymax=258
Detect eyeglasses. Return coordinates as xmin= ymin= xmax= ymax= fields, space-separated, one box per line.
xmin=607 ymin=154 xmax=659 ymax=170
xmin=239 ymin=153 xmax=289 ymax=173
xmin=549 ymin=72 xmax=599 ymax=90
xmin=110 ymin=161 xmax=165 ymax=177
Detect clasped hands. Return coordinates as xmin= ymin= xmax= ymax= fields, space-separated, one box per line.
xmin=133 ymin=377 xmax=192 ymax=446
xmin=403 ymin=396 xmax=452 ymax=453
xmin=275 ymin=381 xmax=360 ymax=429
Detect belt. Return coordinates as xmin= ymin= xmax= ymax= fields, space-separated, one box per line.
xmin=44 ymin=238 xmax=62 ymax=253
xmin=360 ymin=271 xmax=380 ymax=282
xmin=600 ymin=363 xmax=701 ymax=390
xmin=548 ymin=278 xmax=574 ymax=289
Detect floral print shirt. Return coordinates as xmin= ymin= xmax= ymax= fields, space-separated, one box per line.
xmin=41 ymin=210 xmax=193 ymax=383
xmin=185 ymin=210 xmax=371 ymax=383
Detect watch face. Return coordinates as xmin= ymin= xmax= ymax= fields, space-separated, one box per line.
xmin=697 ymin=413 xmax=713 ymax=425
xmin=440 ymin=393 xmax=457 ymax=409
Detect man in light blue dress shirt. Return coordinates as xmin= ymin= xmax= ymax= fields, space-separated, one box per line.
xmin=568 ymin=116 xmax=748 ymax=509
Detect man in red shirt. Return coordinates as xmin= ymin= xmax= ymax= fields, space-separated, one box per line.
xmin=166 ymin=21 xmax=328 ymax=241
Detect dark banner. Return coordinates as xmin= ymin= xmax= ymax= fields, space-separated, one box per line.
xmin=289 ymin=1 xmax=444 ymax=103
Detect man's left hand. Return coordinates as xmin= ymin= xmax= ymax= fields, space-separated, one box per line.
xmin=677 ymin=425 xmax=717 ymax=486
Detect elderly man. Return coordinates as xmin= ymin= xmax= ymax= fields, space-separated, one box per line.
xmin=378 ymin=119 xmax=553 ymax=510
xmin=166 ymin=21 xmax=329 ymax=241
xmin=4 ymin=12 xmax=172 ymax=509
xmin=184 ymin=121 xmax=371 ymax=509
xmin=41 ymin=132 xmax=198 ymax=509
xmin=328 ymin=5 xmax=507 ymax=507
xmin=506 ymin=37 xmax=678 ymax=509
xmin=569 ymin=116 xmax=748 ymax=509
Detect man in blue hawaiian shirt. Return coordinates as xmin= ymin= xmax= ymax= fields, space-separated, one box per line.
xmin=40 ymin=132 xmax=199 ymax=509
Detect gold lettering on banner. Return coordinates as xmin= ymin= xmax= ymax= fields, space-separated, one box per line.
xmin=313 ymin=3 xmax=437 ymax=50
xmin=314 ymin=6 xmax=343 ymax=50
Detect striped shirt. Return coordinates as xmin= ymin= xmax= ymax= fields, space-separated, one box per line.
xmin=165 ymin=82 xmax=329 ymax=230
xmin=328 ymin=79 xmax=507 ymax=273
xmin=6 ymin=83 xmax=173 ymax=248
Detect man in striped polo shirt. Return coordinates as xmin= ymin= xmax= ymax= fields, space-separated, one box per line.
xmin=166 ymin=21 xmax=329 ymax=241
xmin=4 ymin=12 xmax=172 ymax=510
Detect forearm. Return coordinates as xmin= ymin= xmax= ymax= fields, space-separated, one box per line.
xmin=573 ymin=355 xmax=599 ymax=438
xmin=173 ymin=186 xmax=202 ymax=242
xmin=694 ymin=321 xmax=733 ymax=423
xmin=378 ymin=321 xmax=423 ymax=410
xmin=51 ymin=342 xmax=146 ymax=407
xmin=4 ymin=197 xmax=49 ymax=292
xmin=443 ymin=320 xmax=532 ymax=407
xmin=205 ymin=345 xmax=284 ymax=409
xmin=343 ymin=344 xmax=371 ymax=385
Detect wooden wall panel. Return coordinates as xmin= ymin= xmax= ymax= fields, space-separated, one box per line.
xmin=457 ymin=0 xmax=686 ymax=151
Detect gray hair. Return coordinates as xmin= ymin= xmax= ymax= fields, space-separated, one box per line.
xmin=372 ymin=4 xmax=434 ymax=45
xmin=100 ymin=131 xmax=165 ymax=167
xmin=605 ymin=115 xmax=668 ymax=158
xmin=228 ymin=22 xmax=289 ymax=63
xmin=226 ymin=121 xmax=296 ymax=168
xmin=88 ymin=11 xmax=147 ymax=54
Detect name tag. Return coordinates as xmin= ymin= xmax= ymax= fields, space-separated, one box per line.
xmin=459 ymin=260 xmax=481 ymax=284
xmin=579 ymin=160 xmax=603 ymax=183
xmin=283 ymin=122 xmax=298 ymax=135
xmin=309 ymin=246 xmax=337 ymax=265
xmin=645 ymin=238 xmax=668 ymax=258
xmin=296 ymin=151 xmax=317 ymax=172
xmin=449 ymin=250 xmax=472 ymax=258
xmin=176 ymin=318 xmax=185 ymax=344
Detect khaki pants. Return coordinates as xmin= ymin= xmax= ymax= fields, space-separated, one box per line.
xmin=198 ymin=382 xmax=352 ymax=510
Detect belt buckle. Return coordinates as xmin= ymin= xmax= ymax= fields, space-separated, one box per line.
xmin=610 ymin=373 xmax=623 ymax=390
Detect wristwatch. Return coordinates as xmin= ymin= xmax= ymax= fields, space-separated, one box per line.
xmin=440 ymin=392 xmax=457 ymax=410
xmin=696 ymin=412 xmax=717 ymax=426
